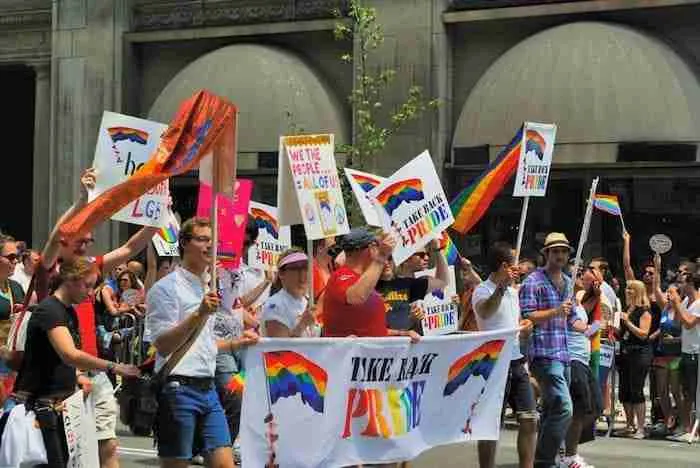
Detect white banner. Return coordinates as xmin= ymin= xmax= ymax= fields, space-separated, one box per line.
xmin=248 ymin=202 xmax=292 ymax=270
xmin=241 ymin=331 xmax=514 ymax=467
xmin=277 ymin=134 xmax=350 ymax=240
xmin=152 ymin=209 xmax=180 ymax=256
xmin=368 ymin=151 xmax=454 ymax=265
xmin=62 ymin=392 xmax=99 ymax=468
xmin=416 ymin=266 xmax=459 ymax=336
xmin=512 ymin=122 xmax=557 ymax=198
xmin=344 ymin=167 xmax=386 ymax=227
xmin=89 ymin=111 xmax=170 ymax=227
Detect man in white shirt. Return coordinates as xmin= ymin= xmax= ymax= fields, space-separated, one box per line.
xmin=472 ymin=242 xmax=535 ymax=468
xmin=146 ymin=217 xmax=234 ymax=468
xmin=670 ymin=268 xmax=700 ymax=437
xmin=11 ymin=249 xmax=39 ymax=294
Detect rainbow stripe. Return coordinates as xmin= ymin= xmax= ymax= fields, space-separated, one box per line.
xmin=438 ymin=231 xmax=460 ymax=266
xmin=226 ymin=370 xmax=246 ymax=396
xmin=525 ymin=129 xmax=546 ymax=160
xmin=352 ymin=173 xmax=382 ymax=193
xmin=593 ymin=194 xmax=621 ymax=216
xmin=443 ymin=340 xmax=506 ymax=396
xmin=264 ymin=350 xmax=327 ymax=414
xmin=376 ymin=179 xmax=425 ymax=216
xmin=450 ymin=127 xmax=523 ymax=234
xmin=107 ymin=126 xmax=149 ymax=145
xmin=387 ymin=386 xmax=416 ymax=436
xmin=251 ymin=207 xmax=280 ymax=239
xmin=159 ymin=222 xmax=178 ymax=243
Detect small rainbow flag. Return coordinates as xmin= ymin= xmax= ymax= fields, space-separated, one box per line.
xmin=376 ymin=179 xmax=425 ymax=216
xmin=438 ymin=231 xmax=460 ymax=266
xmin=593 ymin=194 xmax=621 ymax=216
xmin=107 ymin=127 xmax=149 ymax=145
xmin=443 ymin=339 xmax=506 ymax=396
xmin=264 ymin=350 xmax=328 ymax=414
xmin=251 ymin=207 xmax=280 ymax=239
xmin=352 ymin=173 xmax=382 ymax=193
xmin=226 ymin=370 xmax=246 ymax=396
xmin=450 ymin=127 xmax=523 ymax=234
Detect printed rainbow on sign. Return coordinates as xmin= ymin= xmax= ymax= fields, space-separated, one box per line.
xmin=264 ymin=350 xmax=328 ymax=414
xmin=450 ymin=127 xmax=523 ymax=234
xmin=593 ymin=194 xmax=622 ymax=216
xmin=251 ymin=207 xmax=280 ymax=239
xmin=352 ymin=173 xmax=383 ymax=193
xmin=107 ymin=127 xmax=149 ymax=145
xmin=226 ymin=370 xmax=246 ymax=396
xmin=375 ymin=178 xmax=425 ymax=216
xmin=159 ymin=222 xmax=178 ymax=243
xmin=443 ymin=339 xmax=506 ymax=396
xmin=524 ymin=129 xmax=546 ymax=160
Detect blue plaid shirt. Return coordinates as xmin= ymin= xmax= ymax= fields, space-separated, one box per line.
xmin=519 ymin=268 xmax=573 ymax=363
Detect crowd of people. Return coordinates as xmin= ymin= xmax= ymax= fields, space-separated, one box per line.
xmin=0 ymin=166 xmax=697 ymax=468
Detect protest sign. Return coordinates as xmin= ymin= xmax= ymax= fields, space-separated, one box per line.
xmin=344 ymin=167 xmax=385 ymax=227
xmin=248 ymin=202 xmax=292 ymax=270
xmin=241 ymin=330 xmax=514 ymax=467
xmin=89 ymin=111 xmax=169 ymax=227
xmin=416 ymin=266 xmax=458 ymax=336
xmin=513 ymin=122 xmax=557 ymax=198
xmin=197 ymin=180 xmax=253 ymax=268
xmin=277 ymin=134 xmax=349 ymax=240
xmin=649 ymin=234 xmax=673 ymax=254
xmin=152 ymin=209 xmax=179 ymax=256
xmin=63 ymin=392 xmax=99 ymax=468
xmin=368 ymin=151 xmax=454 ymax=265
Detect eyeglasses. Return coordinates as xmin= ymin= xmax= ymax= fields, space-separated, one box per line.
xmin=76 ymin=238 xmax=94 ymax=247
xmin=191 ymin=235 xmax=212 ymax=243
xmin=1 ymin=253 xmax=17 ymax=263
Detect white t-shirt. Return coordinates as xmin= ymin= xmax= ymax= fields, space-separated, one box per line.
xmin=472 ymin=278 xmax=522 ymax=360
xmin=261 ymin=289 xmax=319 ymax=337
xmin=681 ymin=297 xmax=700 ymax=354
xmin=145 ymin=267 xmax=218 ymax=377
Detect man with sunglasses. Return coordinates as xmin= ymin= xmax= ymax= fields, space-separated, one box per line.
xmin=29 ymin=167 xmax=158 ymax=468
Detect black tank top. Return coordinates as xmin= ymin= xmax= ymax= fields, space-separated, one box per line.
xmin=622 ymin=307 xmax=651 ymax=348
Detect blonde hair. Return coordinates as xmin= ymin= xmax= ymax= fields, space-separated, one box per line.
xmin=626 ymin=280 xmax=650 ymax=309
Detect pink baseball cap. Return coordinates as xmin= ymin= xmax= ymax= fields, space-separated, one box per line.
xmin=278 ymin=251 xmax=309 ymax=270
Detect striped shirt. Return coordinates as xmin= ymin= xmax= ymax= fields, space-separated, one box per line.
xmin=519 ymin=268 xmax=573 ymax=363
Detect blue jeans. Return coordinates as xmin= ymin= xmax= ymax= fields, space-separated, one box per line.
xmin=156 ymin=381 xmax=231 ymax=459
xmin=530 ymin=358 xmax=573 ymax=468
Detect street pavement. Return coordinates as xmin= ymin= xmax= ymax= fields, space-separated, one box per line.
xmin=116 ymin=426 xmax=700 ymax=467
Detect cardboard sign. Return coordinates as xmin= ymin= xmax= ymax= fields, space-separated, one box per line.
xmin=368 ymin=151 xmax=454 ymax=265
xmin=277 ymin=134 xmax=350 ymax=240
xmin=344 ymin=168 xmax=386 ymax=227
xmin=248 ymin=202 xmax=292 ymax=271
xmin=600 ymin=343 xmax=615 ymax=368
xmin=89 ymin=111 xmax=169 ymax=227
xmin=197 ymin=180 xmax=253 ymax=268
xmin=416 ymin=266 xmax=458 ymax=336
xmin=152 ymin=209 xmax=180 ymax=256
xmin=63 ymin=392 xmax=99 ymax=468
xmin=649 ymin=234 xmax=673 ymax=254
xmin=513 ymin=122 xmax=557 ymax=197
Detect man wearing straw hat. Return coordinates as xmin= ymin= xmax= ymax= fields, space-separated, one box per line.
xmin=519 ymin=232 xmax=575 ymax=468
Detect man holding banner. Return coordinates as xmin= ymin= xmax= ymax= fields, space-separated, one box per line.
xmin=472 ymin=242 xmax=536 ymax=468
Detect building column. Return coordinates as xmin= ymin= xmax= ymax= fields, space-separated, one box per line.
xmin=32 ymin=62 xmax=51 ymax=248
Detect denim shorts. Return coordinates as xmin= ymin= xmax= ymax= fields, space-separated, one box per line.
xmin=156 ymin=380 xmax=231 ymax=459
xmin=505 ymin=358 xmax=538 ymax=420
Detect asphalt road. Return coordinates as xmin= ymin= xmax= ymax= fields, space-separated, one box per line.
xmin=116 ymin=427 xmax=700 ymax=467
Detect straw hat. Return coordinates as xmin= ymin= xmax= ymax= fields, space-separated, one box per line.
xmin=541 ymin=232 xmax=574 ymax=253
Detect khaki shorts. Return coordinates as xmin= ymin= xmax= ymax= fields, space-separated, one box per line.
xmin=91 ymin=372 xmax=118 ymax=441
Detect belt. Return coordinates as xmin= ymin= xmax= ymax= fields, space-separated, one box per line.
xmin=10 ymin=391 xmax=73 ymax=411
xmin=166 ymin=375 xmax=214 ymax=390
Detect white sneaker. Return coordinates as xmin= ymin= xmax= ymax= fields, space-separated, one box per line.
xmin=558 ymin=456 xmax=583 ymax=468
xmin=574 ymin=454 xmax=595 ymax=468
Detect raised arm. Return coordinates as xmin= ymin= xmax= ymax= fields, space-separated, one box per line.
xmin=346 ymin=235 xmax=394 ymax=306
xmin=622 ymin=231 xmax=636 ymax=282
xmin=460 ymin=257 xmax=482 ymax=287
xmin=426 ymin=239 xmax=449 ymax=291
xmin=102 ymin=225 xmax=159 ymax=273
xmin=653 ymin=253 xmax=667 ymax=309
xmin=144 ymin=242 xmax=157 ymax=292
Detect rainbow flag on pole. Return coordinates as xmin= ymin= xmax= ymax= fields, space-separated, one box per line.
xmin=593 ymin=194 xmax=622 ymax=216
xmin=450 ymin=127 xmax=523 ymax=234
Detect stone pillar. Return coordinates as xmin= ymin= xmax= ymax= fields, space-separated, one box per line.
xmin=32 ymin=62 xmax=51 ymax=248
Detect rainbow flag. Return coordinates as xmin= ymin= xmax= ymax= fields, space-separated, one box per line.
xmin=264 ymin=350 xmax=328 ymax=414
xmin=449 ymin=127 xmax=523 ymax=234
xmin=438 ymin=231 xmax=460 ymax=266
xmin=593 ymin=194 xmax=621 ymax=216
xmin=375 ymin=178 xmax=425 ymax=216
xmin=251 ymin=207 xmax=280 ymax=239
xmin=226 ymin=370 xmax=246 ymax=396
xmin=60 ymin=90 xmax=237 ymax=239
xmin=443 ymin=340 xmax=506 ymax=396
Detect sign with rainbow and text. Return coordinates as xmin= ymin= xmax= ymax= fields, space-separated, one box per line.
xmin=368 ymin=151 xmax=455 ymax=265
xmin=240 ymin=330 xmax=514 ymax=467
xmin=416 ymin=266 xmax=459 ymax=336
xmin=247 ymin=201 xmax=292 ymax=270
xmin=512 ymin=121 xmax=557 ymax=197
xmin=344 ymin=167 xmax=386 ymax=227
xmin=152 ymin=209 xmax=179 ymax=256
xmin=89 ymin=111 xmax=170 ymax=227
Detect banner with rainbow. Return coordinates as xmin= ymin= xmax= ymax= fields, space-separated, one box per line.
xmin=241 ymin=330 xmax=513 ymax=467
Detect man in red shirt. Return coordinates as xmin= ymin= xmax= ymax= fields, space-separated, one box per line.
xmin=323 ymin=227 xmax=419 ymax=341
xmin=33 ymin=168 xmax=158 ymax=468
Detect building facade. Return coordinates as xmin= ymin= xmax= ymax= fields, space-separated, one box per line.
xmin=3 ymin=0 xmax=700 ymax=271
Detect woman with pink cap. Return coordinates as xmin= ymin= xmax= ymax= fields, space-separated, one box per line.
xmin=261 ymin=248 xmax=318 ymax=338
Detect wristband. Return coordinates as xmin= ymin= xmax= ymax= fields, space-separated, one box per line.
xmin=106 ymin=362 xmax=115 ymax=374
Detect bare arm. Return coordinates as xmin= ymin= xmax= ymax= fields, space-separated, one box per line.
xmin=102 ymin=226 xmax=159 ymax=273
xmin=144 ymin=242 xmax=157 ymax=292
xmin=153 ymin=309 xmax=208 ymax=356
xmin=624 ymin=310 xmax=651 ymax=339
xmin=527 ymin=308 xmax=560 ymax=324
xmin=264 ymin=320 xmax=292 ymax=338
xmin=652 ymin=253 xmax=667 ymax=309
xmin=672 ymin=300 xmax=700 ymax=329
xmin=474 ymin=286 xmax=506 ymax=321
xmin=622 ymin=231 xmax=636 ymax=282
xmin=571 ymin=319 xmax=588 ymax=333
xmin=241 ymin=276 xmax=272 ymax=309
xmin=346 ymin=260 xmax=384 ymax=305
xmin=426 ymin=241 xmax=449 ymax=291
xmin=461 ymin=259 xmax=482 ymax=288
xmin=48 ymin=326 xmax=112 ymax=371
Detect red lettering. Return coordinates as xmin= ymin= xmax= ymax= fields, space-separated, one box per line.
xmin=130 ymin=198 xmax=144 ymax=217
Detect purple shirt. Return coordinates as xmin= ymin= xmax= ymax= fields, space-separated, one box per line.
xmin=519 ymin=268 xmax=573 ymax=363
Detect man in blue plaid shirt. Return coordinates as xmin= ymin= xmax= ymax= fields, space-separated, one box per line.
xmin=519 ymin=233 xmax=575 ymax=468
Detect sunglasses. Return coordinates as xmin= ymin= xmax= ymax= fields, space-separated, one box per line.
xmin=76 ymin=238 xmax=94 ymax=247
xmin=1 ymin=253 xmax=17 ymax=263
xmin=412 ymin=252 xmax=429 ymax=259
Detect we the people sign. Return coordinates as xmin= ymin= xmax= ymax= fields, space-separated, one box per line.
xmin=90 ymin=111 xmax=169 ymax=227
xmin=277 ymin=134 xmax=350 ymax=240
xmin=241 ymin=330 xmax=514 ymax=467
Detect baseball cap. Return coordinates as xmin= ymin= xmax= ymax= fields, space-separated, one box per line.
xmin=340 ymin=227 xmax=378 ymax=252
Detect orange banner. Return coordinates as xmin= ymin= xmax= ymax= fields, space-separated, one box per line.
xmin=60 ymin=90 xmax=237 ymax=239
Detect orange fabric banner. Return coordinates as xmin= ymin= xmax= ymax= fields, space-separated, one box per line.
xmin=60 ymin=90 xmax=238 ymax=239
